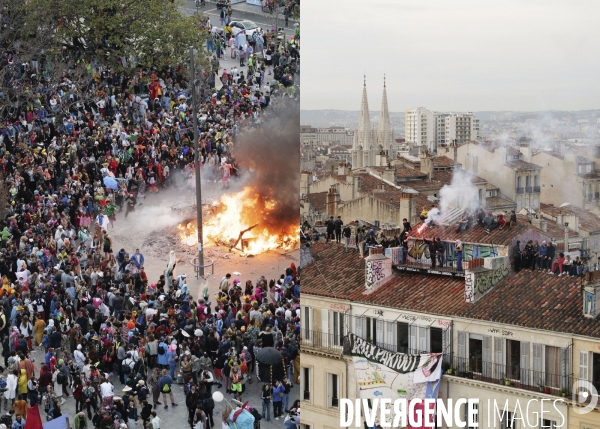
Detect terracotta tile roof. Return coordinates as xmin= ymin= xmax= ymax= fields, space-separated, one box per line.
xmin=485 ymin=183 xmax=500 ymax=191
xmin=302 ymin=245 xmax=600 ymax=338
xmin=506 ymin=147 xmax=521 ymax=155
xmin=539 ymin=205 xmax=600 ymax=234
xmin=408 ymin=170 xmax=487 ymax=191
xmin=302 ymin=244 xmax=467 ymax=316
xmin=302 ymin=243 xmax=367 ymax=299
xmin=304 ymin=192 xmax=327 ymax=212
xmin=485 ymin=197 xmax=516 ymax=210
xmin=413 ymin=214 xmax=547 ymax=246
xmin=348 ymin=270 xmax=468 ymax=317
xmin=434 ymin=156 xmax=462 ymax=169
xmin=505 ymin=160 xmax=542 ymax=170
xmin=461 ymin=270 xmax=600 ymax=338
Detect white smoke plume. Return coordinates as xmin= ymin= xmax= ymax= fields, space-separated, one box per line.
xmin=439 ymin=169 xmax=481 ymax=214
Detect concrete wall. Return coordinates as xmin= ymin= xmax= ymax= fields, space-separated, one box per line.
xmin=337 ymin=195 xmax=408 ymax=226
xmin=447 ymin=379 xmax=569 ymax=428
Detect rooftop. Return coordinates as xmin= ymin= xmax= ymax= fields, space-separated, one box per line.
xmin=505 ymin=160 xmax=543 ymax=171
xmin=302 ymin=244 xmax=600 ymax=338
xmin=304 ymin=192 xmax=327 ymax=212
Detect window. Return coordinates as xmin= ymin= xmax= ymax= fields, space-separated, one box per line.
xmin=545 ymin=346 xmax=561 ymax=387
xmin=517 ymin=176 xmax=522 ymax=189
xmin=464 ymin=403 xmax=479 ymax=429
xmin=301 ymin=367 xmax=311 ymax=401
xmin=506 ymin=340 xmax=521 ymax=380
xmin=300 ymin=425 xmax=311 ymax=429
xmin=540 ymin=419 xmax=557 ymax=428
xmin=469 ymin=336 xmax=483 ymax=373
xmin=397 ymin=322 xmax=409 ymax=354
xmin=430 ymin=327 xmax=443 ymax=354
xmin=330 ymin=311 xmax=345 ymax=347
xmin=327 ymin=373 xmax=339 ymax=408
xmin=303 ymin=306 xmax=312 ymax=340
xmin=500 ymin=411 xmax=514 ymax=429
xmin=593 ymin=352 xmax=600 ymax=391
xmin=534 ymin=175 xmax=539 ymax=187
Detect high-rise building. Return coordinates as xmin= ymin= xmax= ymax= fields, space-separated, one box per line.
xmin=406 ymin=109 xmax=480 ymax=152
xmin=405 ymin=107 xmax=435 ymax=152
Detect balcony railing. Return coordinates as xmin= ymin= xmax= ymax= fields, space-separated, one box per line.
xmin=449 ymin=356 xmax=571 ymax=395
xmin=596 ymin=192 xmax=600 ymax=199
xmin=516 ymin=187 xmax=524 ymax=194
xmin=588 ymin=193 xmax=594 ymax=201
xmin=533 ymin=186 xmax=541 ymax=192
xmin=301 ymin=330 xmax=346 ymax=355
xmin=525 ymin=186 xmax=533 ymax=193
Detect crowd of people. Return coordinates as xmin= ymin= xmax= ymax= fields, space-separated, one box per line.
xmin=0 ymin=5 xmax=301 ymax=429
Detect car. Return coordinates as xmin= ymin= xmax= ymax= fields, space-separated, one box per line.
xmin=229 ymin=20 xmax=260 ymax=38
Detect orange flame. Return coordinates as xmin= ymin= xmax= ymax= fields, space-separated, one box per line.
xmin=177 ymin=187 xmax=298 ymax=254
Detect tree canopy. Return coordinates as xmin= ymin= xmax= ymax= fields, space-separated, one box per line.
xmin=3 ymin=0 xmax=209 ymax=71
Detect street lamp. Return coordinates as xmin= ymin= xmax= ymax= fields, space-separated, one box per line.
xmin=190 ymin=46 xmax=205 ymax=277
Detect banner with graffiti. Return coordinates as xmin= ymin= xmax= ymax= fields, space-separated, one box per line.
xmin=406 ymin=238 xmax=507 ymax=266
xmin=346 ymin=334 xmax=443 ymax=428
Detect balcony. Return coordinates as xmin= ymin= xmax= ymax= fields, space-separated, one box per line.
xmin=516 ymin=187 xmax=524 ymax=194
xmin=301 ymin=330 xmax=345 ymax=356
xmin=596 ymin=192 xmax=600 ymax=199
xmin=448 ymin=356 xmax=571 ymax=396
xmin=525 ymin=186 xmax=533 ymax=193
xmin=533 ymin=186 xmax=541 ymax=193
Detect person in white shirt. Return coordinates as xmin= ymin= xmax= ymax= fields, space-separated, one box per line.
xmin=100 ymin=379 xmax=114 ymax=407
xmin=74 ymin=344 xmax=86 ymax=372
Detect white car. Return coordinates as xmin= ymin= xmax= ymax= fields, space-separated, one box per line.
xmin=229 ymin=20 xmax=260 ymax=38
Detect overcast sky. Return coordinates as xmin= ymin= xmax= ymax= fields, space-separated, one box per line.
xmin=301 ymin=0 xmax=600 ymax=112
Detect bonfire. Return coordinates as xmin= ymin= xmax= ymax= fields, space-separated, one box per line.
xmin=178 ymin=187 xmax=298 ymax=254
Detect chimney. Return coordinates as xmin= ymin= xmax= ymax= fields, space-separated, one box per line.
xmin=583 ymin=282 xmax=600 ymax=318
xmin=338 ymin=163 xmax=348 ymax=176
xmin=400 ymin=192 xmax=415 ymax=224
xmin=364 ymin=246 xmax=392 ymax=292
xmin=419 ymin=149 xmax=434 ymax=182
xmin=326 ymin=185 xmax=339 ymax=216
xmin=382 ymin=168 xmax=396 ymax=184
xmin=564 ymin=221 xmax=571 ymax=253
xmin=353 ymin=175 xmax=362 ymax=198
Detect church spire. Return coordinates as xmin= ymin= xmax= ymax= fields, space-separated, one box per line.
xmin=378 ymin=77 xmax=394 ymax=158
xmin=357 ymin=76 xmax=371 ymax=143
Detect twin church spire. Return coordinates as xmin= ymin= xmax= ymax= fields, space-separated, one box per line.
xmin=351 ymin=76 xmax=395 ymax=168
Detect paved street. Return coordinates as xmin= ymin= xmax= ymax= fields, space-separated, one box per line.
xmin=27 ymin=344 xmax=299 ymax=428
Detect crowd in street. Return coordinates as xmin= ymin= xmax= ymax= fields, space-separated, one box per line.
xmin=0 ymin=6 xmax=301 ymax=428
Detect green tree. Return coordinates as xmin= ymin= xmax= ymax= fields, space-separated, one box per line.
xmin=20 ymin=0 xmax=210 ymax=71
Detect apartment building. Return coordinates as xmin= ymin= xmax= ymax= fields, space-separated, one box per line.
xmin=458 ymin=141 xmax=542 ymax=211
xmin=405 ymin=107 xmax=435 ymax=152
xmin=300 ymin=241 xmax=600 ymax=429
xmin=406 ymin=109 xmax=480 ymax=153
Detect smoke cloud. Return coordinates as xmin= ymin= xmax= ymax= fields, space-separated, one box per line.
xmin=439 ymin=169 xmax=481 ymax=214
xmin=235 ymin=104 xmax=300 ymax=234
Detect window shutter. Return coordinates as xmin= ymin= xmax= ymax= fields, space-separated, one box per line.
xmin=409 ymin=325 xmax=417 ymax=354
xmin=419 ymin=326 xmax=427 ymax=353
xmin=376 ymin=319 xmax=384 ymax=347
xmin=355 ymin=317 xmax=363 ymax=338
xmin=494 ymin=338 xmax=504 ymax=379
xmin=442 ymin=328 xmax=451 ymax=363
xmin=520 ymin=341 xmax=530 ymax=385
xmin=482 ymin=335 xmax=492 ymax=377
xmin=560 ymin=347 xmax=570 ymax=388
xmin=386 ymin=321 xmax=395 ymax=348
xmin=457 ymin=331 xmax=466 ymax=360
xmin=321 ymin=309 xmax=329 ymax=347
xmin=533 ymin=344 xmax=543 ymax=386
xmin=580 ymin=351 xmax=589 ymax=381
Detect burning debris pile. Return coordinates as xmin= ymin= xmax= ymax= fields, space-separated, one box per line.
xmin=177 ymin=187 xmax=299 ymax=254
xmin=177 ymin=106 xmax=300 ymax=255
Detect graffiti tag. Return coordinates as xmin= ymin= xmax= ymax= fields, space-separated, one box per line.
xmin=474 ymin=264 xmax=510 ymax=298
xmin=465 ymin=272 xmax=474 ymax=303
xmin=438 ymin=320 xmax=451 ymax=328
xmin=366 ymin=260 xmax=388 ymax=289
